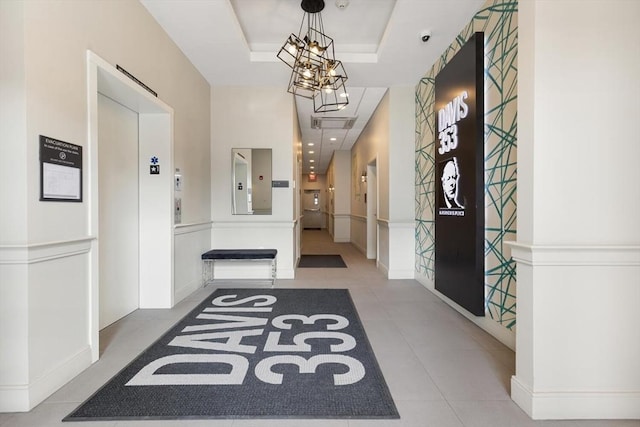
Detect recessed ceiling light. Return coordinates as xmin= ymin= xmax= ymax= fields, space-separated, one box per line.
xmin=340 ymin=93 xmax=348 ymax=98
xmin=310 ymin=159 xmax=315 ymax=163
xmin=308 ymin=151 xmax=315 ymax=154
xmin=330 ymin=137 xmax=337 ymax=141
xmin=307 ymin=142 xmax=314 ymax=146
xmin=310 ymin=166 xmax=315 ymax=169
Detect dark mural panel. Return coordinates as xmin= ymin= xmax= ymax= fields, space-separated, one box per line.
xmin=434 ymin=33 xmax=485 ymax=316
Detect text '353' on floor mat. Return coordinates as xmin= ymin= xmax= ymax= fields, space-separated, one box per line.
xmin=64 ymin=288 xmax=398 ymax=421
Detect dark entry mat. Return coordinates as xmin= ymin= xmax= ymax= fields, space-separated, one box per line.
xmin=64 ymin=288 xmax=398 ymax=421
xmin=298 ymin=254 xmax=347 ymax=268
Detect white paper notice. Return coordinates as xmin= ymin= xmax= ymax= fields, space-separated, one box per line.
xmin=43 ymin=162 xmax=80 ymax=199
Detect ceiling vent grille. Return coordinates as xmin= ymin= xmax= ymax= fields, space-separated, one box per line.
xmin=311 ymin=116 xmax=357 ymax=130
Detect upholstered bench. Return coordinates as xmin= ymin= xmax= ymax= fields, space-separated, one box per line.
xmin=201 ymin=249 xmax=278 ymax=286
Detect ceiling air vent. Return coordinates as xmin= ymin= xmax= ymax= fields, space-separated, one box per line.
xmin=310 ymin=116 xmax=357 ymax=130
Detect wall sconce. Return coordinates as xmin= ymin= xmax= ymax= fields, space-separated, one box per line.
xmin=328 ymin=184 xmax=334 ymax=192
xmin=361 ymin=172 xmax=367 ymax=183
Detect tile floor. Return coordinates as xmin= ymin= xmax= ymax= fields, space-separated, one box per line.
xmin=1 ymin=230 xmax=638 ymax=427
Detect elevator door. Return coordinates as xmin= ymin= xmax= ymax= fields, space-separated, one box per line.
xmin=303 ymin=190 xmax=322 ymax=229
xmin=98 ymin=94 xmax=139 ymax=329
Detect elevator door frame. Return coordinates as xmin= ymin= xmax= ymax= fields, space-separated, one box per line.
xmin=87 ymin=51 xmax=174 ymax=361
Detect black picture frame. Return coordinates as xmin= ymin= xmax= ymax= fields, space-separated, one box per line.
xmin=39 ymin=135 xmax=83 ymax=202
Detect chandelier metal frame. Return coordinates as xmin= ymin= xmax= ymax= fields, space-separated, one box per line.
xmin=277 ymin=0 xmax=349 ymax=113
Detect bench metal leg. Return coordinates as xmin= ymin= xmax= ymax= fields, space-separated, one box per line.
xmin=202 ymin=257 xmax=276 ymax=286
xmin=202 ymin=260 xmax=215 ymax=286
xmin=271 ymin=258 xmax=276 ymax=287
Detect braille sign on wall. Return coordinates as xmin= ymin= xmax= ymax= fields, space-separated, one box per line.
xmin=150 ymin=156 xmax=160 ymax=175
xmin=434 ymin=32 xmax=485 ymax=316
xmin=39 ymin=135 xmax=83 ymax=202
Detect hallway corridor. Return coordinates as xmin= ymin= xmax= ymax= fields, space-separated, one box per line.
xmin=1 ymin=230 xmax=637 ymax=426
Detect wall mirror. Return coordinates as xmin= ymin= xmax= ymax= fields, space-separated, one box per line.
xmin=232 ymin=148 xmax=272 ymax=215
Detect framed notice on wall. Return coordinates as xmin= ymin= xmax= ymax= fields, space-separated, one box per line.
xmin=39 ymin=135 xmax=83 ymax=202
xmin=434 ymin=32 xmax=485 ymax=316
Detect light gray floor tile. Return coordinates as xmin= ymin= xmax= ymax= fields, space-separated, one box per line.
xmin=371 ymin=286 xmax=441 ymax=304
xmin=407 ymin=323 xmax=484 ymax=351
xmin=115 ymin=419 xmax=234 ymax=427
xmin=0 ymin=413 xmax=13 ymax=427
xmin=539 ymin=420 xmax=640 ymax=427
xmin=414 ymin=348 xmax=512 ymax=401
xmin=449 ymin=400 xmax=540 ymax=427
xmin=46 ymin=351 xmax=133 ymax=404
xmin=0 ymin=402 xmax=117 ymax=427
xmin=359 ymin=317 xmax=417 ymax=358
xmin=231 ymin=419 xmax=348 ymax=427
xmin=375 ymin=352 xmax=445 ymax=401
xmin=4 ymin=230 xmax=632 ymax=427
xmin=349 ymin=400 xmax=463 ymax=427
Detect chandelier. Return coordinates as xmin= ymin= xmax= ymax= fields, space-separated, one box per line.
xmin=277 ymin=0 xmax=349 ymax=113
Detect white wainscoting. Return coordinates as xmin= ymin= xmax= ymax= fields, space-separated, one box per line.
xmin=0 ymin=238 xmax=93 ymax=412
xmin=350 ymin=214 xmax=367 ymax=255
xmin=376 ymin=219 xmax=415 ymax=279
xmin=332 ymin=214 xmax=351 ymax=243
xmin=211 ymin=221 xmax=295 ymax=279
xmin=387 ymin=220 xmax=415 ymax=279
xmin=508 ymin=243 xmax=640 ymax=420
xmin=377 ymin=219 xmax=390 ymax=276
xmin=174 ymin=222 xmax=212 ymax=303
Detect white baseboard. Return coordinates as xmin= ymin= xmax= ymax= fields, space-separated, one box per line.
xmin=174 ymin=278 xmax=202 ymax=304
xmin=377 ymin=260 xmax=389 ymax=278
xmin=277 ymin=268 xmax=295 ymax=279
xmin=387 ymin=268 xmax=415 ymax=279
xmin=511 ymin=376 xmax=640 ymax=420
xmin=352 ymin=241 xmax=366 ymax=256
xmin=0 ymin=346 xmax=92 ymax=412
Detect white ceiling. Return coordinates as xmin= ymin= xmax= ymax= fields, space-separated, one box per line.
xmin=140 ymin=0 xmax=484 ymax=174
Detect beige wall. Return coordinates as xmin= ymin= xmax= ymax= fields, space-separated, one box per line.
xmin=0 ymin=0 xmax=210 ymax=411
xmin=325 ymin=150 xmax=351 ymax=241
xmin=210 ymin=86 xmax=297 ymax=277
xmin=352 ymin=92 xmax=391 ymax=220
xmin=0 ymin=0 xmax=27 ymax=243
xmin=350 ymin=87 xmax=415 ymax=277
xmin=211 ymin=86 xmax=294 ymax=222
xmin=19 ymin=0 xmax=210 ymax=241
